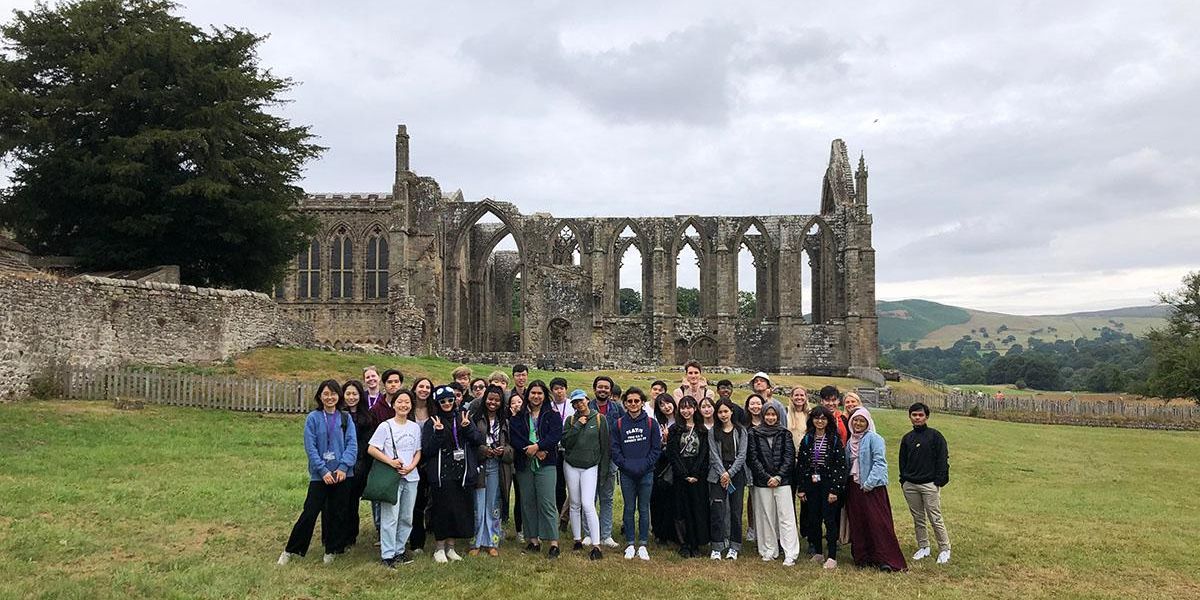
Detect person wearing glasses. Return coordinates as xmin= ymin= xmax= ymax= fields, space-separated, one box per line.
xmin=422 ymin=385 xmax=483 ymax=563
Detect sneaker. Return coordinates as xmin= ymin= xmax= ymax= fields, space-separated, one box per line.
xmin=523 ymin=542 xmax=540 ymax=554
xmin=547 ymin=545 xmax=561 ymax=559
xmin=582 ymin=536 xmax=592 ymax=546
xmin=823 ymin=558 xmax=838 ymax=569
xmin=624 ymin=545 xmax=636 ymax=560
xmin=783 ymin=557 xmax=796 ymax=567
xmin=637 ymin=546 xmax=650 ymax=561
xmin=726 ymin=549 xmax=738 ymax=560
xmin=710 ymin=550 xmax=723 ymax=560
xmin=602 ymin=537 xmax=620 ymax=548
xmin=412 ymin=548 xmax=423 ymax=555
xmin=912 ymin=547 xmax=931 ymax=561
xmin=381 ymin=558 xmax=396 ymax=570
xmin=374 ymin=540 xmax=382 ymax=547
xmin=433 ymin=549 xmax=448 ymax=564
xmin=398 ymin=551 xmax=415 ymax=565
xmin=937 ymin=549 xmax=951 ymax=564
xmin=446 ymin=548 xmax=462 ymax=561
xmin=276 ymin=551 xmax=295 ymax=565
xmin=322 ymin=553 xmax=334 ymax=565
xmin=589 ymin=547 xmax=603 ymax=561
xmin=745 ymin=528 xmax=757 ymax=542
xmin=572 ymin=540 xmax=584 ymax=552
xmin=761 ymin=554 xmax=774 ymax=562
xmin=516 ymin=532 xmax=526 ymax=544
xmin=810 ymin=553 xmax=825 ymax=563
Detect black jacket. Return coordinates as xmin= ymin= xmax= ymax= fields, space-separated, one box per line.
xmin=794 ymin=430 xmax=848 ymax=494
xmin=421 ymin=408 xmax=485 ymax=488
xmin=899 ymin=425 xmax=949 ymax=487
xmin=666 ymin=423 xmax=710 ymax=484
xmin=747 ymin=425 xmax=795 ymax=487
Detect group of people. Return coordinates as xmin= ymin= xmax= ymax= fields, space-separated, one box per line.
xmin=278 ymin=361 xmax=953 ymax=572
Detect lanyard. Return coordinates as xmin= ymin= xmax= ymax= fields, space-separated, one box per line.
xmin=451 ymin=416 xmax=460 ymax=449
xmin=324 ymin=411 xmax=338 ymax=450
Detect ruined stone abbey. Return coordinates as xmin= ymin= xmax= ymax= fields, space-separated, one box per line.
xmin=273 ymin=125 xmax=878 ymax=375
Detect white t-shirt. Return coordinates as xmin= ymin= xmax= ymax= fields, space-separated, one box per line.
xmin=369 ymin=419 xmax=422 ymax=482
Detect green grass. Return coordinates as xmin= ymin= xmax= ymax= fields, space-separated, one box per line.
xmin=2 ymin=401 xmax=1198 ymax=599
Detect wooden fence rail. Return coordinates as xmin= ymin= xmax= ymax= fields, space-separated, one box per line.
xmin=58 ymin=367 xmax=317 ymax=413
xmin=887 ymin=390 xmax=1197 ymax=421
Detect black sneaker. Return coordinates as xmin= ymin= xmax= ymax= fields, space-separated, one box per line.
xmin=547 ymin=545 xmax=561 ymax=559
xmin=398 ymin=552 xmax=414 ymax=565
xmin=523 ymin=542 xmax=540 ymax=554
xmin=588 ymin=547 xmax=603 ymax=561
xmin=572 ymin=541 xmax=584 ymax=552
xmin=381 ymin=558 xmax=396 ymax=570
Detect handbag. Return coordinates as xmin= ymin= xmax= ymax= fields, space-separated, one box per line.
xmin=362 ymin=421 xmax=404 ymax=504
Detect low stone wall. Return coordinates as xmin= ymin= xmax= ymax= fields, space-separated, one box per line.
xmin=0 ymin=272 xmax=312 ymax=400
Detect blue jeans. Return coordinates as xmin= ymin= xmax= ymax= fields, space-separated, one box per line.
xmin=380 ymin=478 xmax=418 ymax=559
xmin=474 ymin=460 xmax=502 ymax=548
xmin=620 ymin=470 xmax=653 ymax=546
xmin=597 ymin=462 xmax=617 ymax=540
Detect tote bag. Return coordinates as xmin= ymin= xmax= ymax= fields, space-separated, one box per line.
xmin=362 ymin=421 xmax=404 ymax=504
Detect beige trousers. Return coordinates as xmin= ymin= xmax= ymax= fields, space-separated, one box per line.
xmin=902 ymin=481 xmax=951 ymax=551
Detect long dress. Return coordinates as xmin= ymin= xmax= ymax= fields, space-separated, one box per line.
xmin=845 ymin=483 xmax=908 ymax=571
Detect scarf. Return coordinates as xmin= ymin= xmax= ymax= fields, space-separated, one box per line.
xmin=847 ymin=407 xmax=875 ymax=483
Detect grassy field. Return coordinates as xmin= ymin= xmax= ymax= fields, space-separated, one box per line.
xmin=2 ymin=401 xmax=1198 ymax=599
xmin=171 ymin=347 xmax=885 ymax=395
xmin=952 ymin=384 xmax=1194 ymax=406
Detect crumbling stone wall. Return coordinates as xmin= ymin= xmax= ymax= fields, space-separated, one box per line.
xmin=0 ymin=272 xmax=311 ymax=399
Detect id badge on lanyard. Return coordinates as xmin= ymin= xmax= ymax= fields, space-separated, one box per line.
xmin=324 ymin=413 xmax=338 ymax=461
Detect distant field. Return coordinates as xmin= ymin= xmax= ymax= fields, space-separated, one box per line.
xmin=2 ymin=400 xmax=1197 ymax=599
xmin=951 ymin=384 xmax=1195 ymax=406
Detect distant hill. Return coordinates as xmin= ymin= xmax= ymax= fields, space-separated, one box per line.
xmin=878 ymin=300 xmax=1168 ymax=349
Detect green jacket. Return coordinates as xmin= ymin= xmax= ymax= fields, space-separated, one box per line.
xmin=562 ymin=411 xmax=611 ymax=479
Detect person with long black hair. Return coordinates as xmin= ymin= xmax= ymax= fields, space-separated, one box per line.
xmin=408 ymin=376 xmax=433 ymax=553
xmin=278 ymin=380 xmax=357 ymax=565
xmin=422 ymin=385 xmax=484 ymax=563
xmin=469 ymin=384 xmax=512 ymax=556
xmin=340 ymin=379 xmax=374 ymax=550
xmin=509 ymin=380 xmax=563 ymax=558
xmin=665 ymin=395 xmax=709 ymax=558
xmin=651 ymin=393 xmax=680 ymax=546
xmin=707 ymin=400 xmax=747 ymax=561
xmin=795 ymin=405 xmax=848 ymax=569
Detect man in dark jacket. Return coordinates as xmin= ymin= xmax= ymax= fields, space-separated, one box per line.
xmin=899 ymin=402 xmax=951 ymax=564
xmin=610 ymin=386 xmax=661 ymax=560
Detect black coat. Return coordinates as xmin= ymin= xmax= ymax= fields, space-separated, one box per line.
xmin=666 ymin=423 xmax=710 ymax=483
xmin=747 ymin=425 xmax=795 ymax=487
xmin=793 ymin=430 xmax=848 ymax=495
xmin=421 ymin=409 xmax=485 ymax=488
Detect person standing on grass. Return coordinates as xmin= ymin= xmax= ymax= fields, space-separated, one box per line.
xmin=278 ymin=380 xmax=357 ymax=566
xmin=748 ymin=404 xmax=800 ymax=566
xmin=367 ymin=369 xmax=404 ymax=540
xmin=504 ymin=390 xmax=525 ymax=540
xmin=451 ymin=365 xmax=472 ymax=391
xmin=611 ymin=386 xmax=662 ymax=561
xmin=844 ymin=408 xmax=907 ymax=572
xmin=899 ymin=402 xmax=952 ymax=565
xmin=714 ymin=379 xmax=748 ymax=424
xmin=367 ymin=390 xmax=421 ymax=568
xmin=363 ymin=366 xmax=384 ymax=411
xmin=707 ymin=401 xmax=748 ymax=561
xmin=549 ymin=377 xmax=574 ymax=531
xmin=651 ymin=393 xmax=680 ymax=545
xmin=561 ymin=388 xmax=610 ymax=560
xmin=786 ymin=385 xmax=811 ymax=545
xmin=408 ymin=377 xmax=434 ymax=553
xmin=673 ymin=361 xmax=714 ymax=404
xmin=509 ymin=380 xmax=563 ymax=559
xmin=741 ymin=394 xmax=765 ymax=544
xmin=469 ymin=385 xmax=512 ymax=557
xmin=795 ymin=406 xmax=847 ymax=570
xmin=422 ymin=385 xmax=484 ymax=563
xmin=665 ymin=396 xmax=710 ymax=558
xmin=843 ymin=391 xmax=863 ymax=415
xmin=589 ymin=375 xmax=625 ymax=548
xmin=511 ymin=364 xmax=530 ymax=402
xmin=467 ymin=377 xmax=488 ymax=411
xmin=819 ymin=385 xmax=849 ymax=443
xmin=340 ymin=379 xmax=374 ymax=550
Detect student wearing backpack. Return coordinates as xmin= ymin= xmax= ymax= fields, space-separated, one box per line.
xmin=278 ymin=380 xmax=357 ymax=566
xmin=561 ymin=389 xmax=610 ymax=560
xmin=611 ymin=386 xmax=662 ymax=560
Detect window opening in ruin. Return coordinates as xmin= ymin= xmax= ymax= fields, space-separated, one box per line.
xmin=463 ymin=208 xmax=523 ymax=352
xmin=676 ymin=239 xmax=701 ymax=318
xmin=615 ymin=224 xmax=644 ymax=316
xmin=737 ymin=222 xmax=766 ymax=320
xmin=297 ymin=239 xmax=320 ymax=299
xmin=330 ymin=232 xmax=353 ymax=299
xmin=548 ymin=317 xmax=571 ymax=353
xmin=366 ymin=230 xmax=389 ymax=299
xmin=553 ymin=224 xmax=581 ymax=266
xmin=801 ymin=222 xmax=818 ymax=323
xmin=690 ymin=335 xmax=718 ymax=366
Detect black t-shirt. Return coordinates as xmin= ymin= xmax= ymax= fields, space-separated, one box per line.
xmin=717 ymin=427 xmax=736 ymax=467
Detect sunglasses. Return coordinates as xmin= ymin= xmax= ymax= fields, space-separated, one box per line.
xmin=472 ymin=384 xmax=486 ymax=389
xmin=437 ymin=397 xmax=455 ymax=404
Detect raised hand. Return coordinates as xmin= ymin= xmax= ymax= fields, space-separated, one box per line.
xmin=460 ymin=411 xmax=470 ymax=427
xmin=432 ymin=416 xmax=444 ymax=430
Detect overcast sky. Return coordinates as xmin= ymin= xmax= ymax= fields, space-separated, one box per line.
xmin=2 ymin=1 xmax=1197 ymax=315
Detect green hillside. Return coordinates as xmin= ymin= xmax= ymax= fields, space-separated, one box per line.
xmin=879 ymin=300 xmax=1167 ymax=349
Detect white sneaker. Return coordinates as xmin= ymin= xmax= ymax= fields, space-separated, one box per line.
xmin=726 ymin=549 xmax=738 ymax=560
xmin=745 ymin=528 xmax=757 ymax=542
xmin=446 ymin=548 xmax=463 ymax=562
xmin=912 ymin=547 xmax=931 ymax=561
xmin=276 ymin=551 xmax=294 ymax=565
xmin=823 ymin=558 xmax=838 ymax=569
xmin=937 ymin=549 xmax=951 ymax=564
xmin=516 ymin=532 xmax=526 ymax=544
xmin=602 ymin=537 xmax=620 ymax=548
xmin=433 ymin=549 xmax=448 ymax=564
xmin=783 ymin=557 xmax=796 ymax=567
xmin=624 ymin=545 xmax=636 ymax=560
xmin=322 ymin=553 xmax=334 ymax=565
xmin=761 ymin=554 xmax=774 ymax=562
xmin=582 ymin=536 xmax=592 ymax=546
xmin=637 ymin=546 xmax=650 ymax=561
xmin=710 ymin=550 xmax=723 ymax=560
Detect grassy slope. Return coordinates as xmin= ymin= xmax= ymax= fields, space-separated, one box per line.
xmin=2 ymin=401 xmax=1198 ymax=599
xmin=879 ymin=300 xmax=1166 ymax=349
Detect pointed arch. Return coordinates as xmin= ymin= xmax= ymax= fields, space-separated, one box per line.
xmin=608 ymin=218 xmax=649 ymax=316
xmin=799 ymin=215 xmax=839 ymax=324
xmin=443 ymin=200 xmax=528 ymax=352
xmin=551 ymin=219 xmax=586 ymax=266
xmin=729 ymin=217 xmax=777 ymax=319
xmin=669 ymin=217 xmax=712 ymax=318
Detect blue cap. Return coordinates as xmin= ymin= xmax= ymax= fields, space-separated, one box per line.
xmin=569 ymin=389 xmax=589 ymax=403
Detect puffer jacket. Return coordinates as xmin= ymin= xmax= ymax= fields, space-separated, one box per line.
xmin=747 ymin=425 xmax=795 ymax=487
xmin=794 ymin=430 xmax=848 ymax=495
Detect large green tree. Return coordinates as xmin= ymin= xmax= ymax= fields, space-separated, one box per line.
xmin=0 ymin=0 xmax=322 ymax=289
xmin=1147 ymin=272 xmax=1200 ymax=403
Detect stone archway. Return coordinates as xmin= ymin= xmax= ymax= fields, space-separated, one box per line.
xmin=689 ymin=335 xmax=718 ymax=366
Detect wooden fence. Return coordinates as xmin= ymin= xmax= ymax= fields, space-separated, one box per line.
xmin=887 ymin=390 xmax=1197 ymax=422
xmin=59 ymin=367 xmax=317 ymax=413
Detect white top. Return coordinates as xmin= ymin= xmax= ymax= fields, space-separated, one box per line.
xmin=369 ymin=419 xmax=422 ymax=482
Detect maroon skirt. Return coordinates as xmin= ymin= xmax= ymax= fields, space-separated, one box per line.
xmin=845 ymin=483 xmax=908 ymax=571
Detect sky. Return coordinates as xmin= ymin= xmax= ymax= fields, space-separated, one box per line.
xmin=1 ymin=0 xmax=1197 ymax=315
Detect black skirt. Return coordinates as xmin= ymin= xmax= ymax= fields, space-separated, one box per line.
xmin=430 ymin=482 xmax=475 ymax=540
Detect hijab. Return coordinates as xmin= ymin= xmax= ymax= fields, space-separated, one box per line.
xmin=847 ymin=407 xmax=876 ymax=481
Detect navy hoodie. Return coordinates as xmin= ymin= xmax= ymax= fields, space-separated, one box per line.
xmin=610 ymin=409 xmax=662 ymax=478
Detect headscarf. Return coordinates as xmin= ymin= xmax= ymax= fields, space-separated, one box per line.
xmin=847 ymin=407 xmax=876 ymax=482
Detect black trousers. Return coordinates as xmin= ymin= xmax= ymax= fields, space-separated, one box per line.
xmin=803 ymin=480 xmax=841 ymax=560
xmin=285 ymin=479 xmax=351 ymax=556
xmin=674 ymin=477 xmax=710 ymax=549
xmin=410 ymin=477 xmax=429 ymax=550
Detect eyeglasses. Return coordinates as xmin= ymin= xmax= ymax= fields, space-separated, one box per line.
xmin=472 ymin=384 xmax=486 ymax=389
xmin=437 ymin=397 xmax=455 ymax=404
